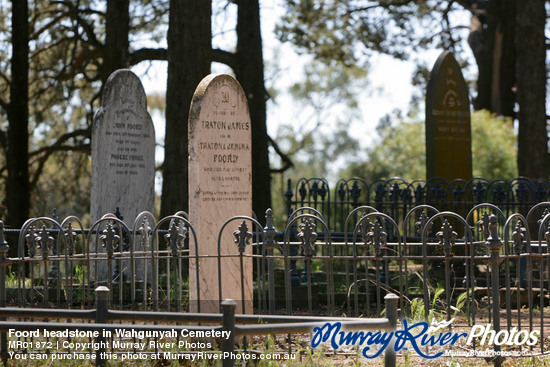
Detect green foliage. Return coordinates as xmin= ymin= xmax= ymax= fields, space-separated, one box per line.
xmin=74 ymin=265 xmax=86 ymax=285
xmin=451 ymin=290 xmax=470 ymax=318
xmin=409 ymin=296 xmax=425 ymax=321
xmin=270 ymin=120 xmax=361 ymax=223
xmin=289 ymin=59 xmax=367 ymax=110
xmin=270 ymin=59 xmax=367 ymax=222
xmin=276 ymin=0 xmax=463 ymax=65
xmin=471 ymin=110 xmax=517 ymax=179
xmin=344 ymin=110 xmax=517 ymax=181
xmin=344 ymin=114 xmax=426 ymax=182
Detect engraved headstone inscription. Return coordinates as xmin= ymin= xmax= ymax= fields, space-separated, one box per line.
xmin=91 ymin=69 xmax=155 ymax=280
xmin=188 ymin=74 xmax=252 ymax=313
xmin=425 ymin=51 xmax=472 ymax=181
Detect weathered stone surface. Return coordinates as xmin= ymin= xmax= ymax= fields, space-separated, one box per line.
xmin=188 ymin=74 xmax=253 ymax=314
xmin=426 ymin=51 xmax=472 ymax=181
xmin=91 ymin=69 xmax=155 ymax=281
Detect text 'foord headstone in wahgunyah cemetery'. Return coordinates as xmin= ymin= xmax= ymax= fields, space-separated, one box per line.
xmin=188 ymin=74 xmax=253 ymax=314
xmin=425 ymin=51 xmax=472 ymax=181
xmin=91 ymin=69 xmax=155 ymax=281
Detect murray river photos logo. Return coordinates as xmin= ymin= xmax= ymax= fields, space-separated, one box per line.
xmin=311 ymin=319 xmax=540 ymax=359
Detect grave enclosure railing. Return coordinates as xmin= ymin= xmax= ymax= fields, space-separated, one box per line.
xmin=283 ymin=176 xmax=550 ymax=233
xmin=1 ymin=197 xmax=550 ymax=364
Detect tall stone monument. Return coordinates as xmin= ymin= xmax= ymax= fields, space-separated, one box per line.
xmin=425 ymin=51 xmax=472 ymax=181
xmin=91 ymin=69 xmax=155 ymax=280
xmin=188 ymin=74 xmax=253 ymax=314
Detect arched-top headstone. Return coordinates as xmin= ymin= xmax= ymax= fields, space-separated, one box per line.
xmin=91 ymin=69 xmax=155 ymax=225
xmin=90 ymin=70 xmax=155 ymax=282
xmin=188 ymin=74 xmax=252 ymax=313
xmin=425 ymin=51 xmax=472 ymax=181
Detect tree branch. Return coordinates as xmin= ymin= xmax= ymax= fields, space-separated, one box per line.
xmin=0 ymin=129 xmax=7 ymax=154
xmin=29 ymin=128 xmax=91 ymax=158
xmin=29 ymin=144 xmax=89 ymax=191
xmin=267 ymin=134 xmax=294 ymax=174
xmin=54 ymin=1 xmax=103 ymax=49
xmin=0 ymin=128 xmax=91 ymax=178
xmin=26 ymin=128 xmax=91 ymax=191
xmin=128 ymin=48 xmax=168 ymax=66
xmin=212 ymin=48 xmax=238 ymax=70
xmin=30 ymin=13 xmax=68 ymax=40
xmin=0 ymin=97 xmax=8 ymax=112
xmin=0 ymin=69 xmax=11 ymax=87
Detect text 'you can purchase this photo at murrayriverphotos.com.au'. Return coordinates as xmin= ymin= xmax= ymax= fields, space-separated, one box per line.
xmin=6 ymin=328 xmax=298 ymax=363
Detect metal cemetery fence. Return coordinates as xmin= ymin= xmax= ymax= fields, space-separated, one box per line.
xmin=0 ymin=287 xmax=398 ymax=367
xmin=2 ymin=196 xmax=550 ymax=364
xmin=283 ymin=176 xmax=550 ymax=232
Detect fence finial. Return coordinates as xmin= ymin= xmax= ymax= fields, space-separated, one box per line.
xmin=0 ymin=222 xmax=8 ymax=263
xmin=264 ymin=209 xmax=277 ymax=250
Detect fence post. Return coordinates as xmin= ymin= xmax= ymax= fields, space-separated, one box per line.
xmin=95 ymin=286 xmax=110 ymax=367
xmin=486 ymin=214 xmax=503 ymax=367
xmin=264 ymin=209 xmax=277 ymax=315
xmin=222 ymin=299 xmax=237 ymax=367
xmin=0 ymin=222 xmax=11 ymax=365
xmin=384 ymin=293 xmax=398 ymax=367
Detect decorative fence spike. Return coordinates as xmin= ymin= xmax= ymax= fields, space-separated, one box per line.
xmin=437 ymin=219 xmax=457 ymax=257
xmin=139 ymin=217 xmax=152 ymax=251
xmin=100 ymin=222 xmax=120 ymax=259
xmin=65 ymin=222 xmax=76 ymax=256
xmin=415 ymin=211 xmax=433 ymax=236
xmin=297 ymin=219 xmax=317 ymax=257
xmin=233 ymin=221 xmax=252 ymax=254
xmin=37 ymin=226 xmax=54 ymax=260
xmin=512 ymin=221 xmax=525 ymax=255
xmin=25 ymin=225 xmax=37 ymax=258
xmin=366 ymin=220 xmax=387 ymax=257
xmin=0 ymin=221 xmax=8 ymax=263
xmin=165 ymin=221 xmax=185 ymax=257
xmin=477 ymin=211 xmax=491 ymax=241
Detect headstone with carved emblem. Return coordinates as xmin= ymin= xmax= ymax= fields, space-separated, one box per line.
xmin=188 ymin=74 xmax=253 ymax=313
xmin=425 ymin=51 xmax=472 ymax=181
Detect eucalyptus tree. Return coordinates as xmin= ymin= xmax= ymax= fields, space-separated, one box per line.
xmin=161 ymin=0 xmax=272 ymax=219
xmin=277 ymin=0 xmax=549 ymax=179
xmin=0 ymin=0 xmax=170 ymax=226
xmin=160 ymin=0 xmax=211 ymax=217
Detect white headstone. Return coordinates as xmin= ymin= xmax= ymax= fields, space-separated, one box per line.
xmin=188 ymin=74 xmax=253 ymax=313
xmin=91 ymin=69 xmax=155 ymax=281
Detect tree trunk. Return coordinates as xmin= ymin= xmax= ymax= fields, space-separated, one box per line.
xmin=161 ymin=0 xmax=211 ymax=217
xmin=236 ymin=0 xmax=271 ymax=220
xmin=6 ymin=0 xmax=30 ymax=228
xmin=515 ymin=0 xmax=549 ymax=178
xmin=468 ymin=0 xmax=515 ymax=117
xmin=103 ymin=0 xmax=130 ymax=81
